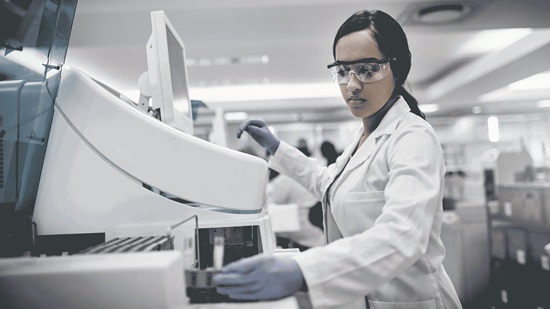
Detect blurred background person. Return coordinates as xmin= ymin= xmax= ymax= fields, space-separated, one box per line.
xmin=267 ymin=139 xmax=324 ymax=251
xmin=267 ymin=168 xmax=324 ymax=251
xmin=320 ymin=140 xmax=340 ymax=166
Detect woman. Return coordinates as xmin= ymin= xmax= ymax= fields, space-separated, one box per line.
xmin=214 ymin=9 xmax=462 ymax=309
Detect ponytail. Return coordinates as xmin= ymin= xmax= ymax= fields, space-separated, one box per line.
xmin=396 ymin=84 xmax=425 ymax=120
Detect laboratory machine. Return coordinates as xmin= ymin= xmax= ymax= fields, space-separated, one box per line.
xmin=0 ymin=2 xmax=286 ymax=308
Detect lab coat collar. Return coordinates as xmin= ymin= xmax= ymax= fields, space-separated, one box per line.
xmin=343 ymin=97 xmax=411 ymax=172
xmin=372 ymin=96 xmax=410 ymax=138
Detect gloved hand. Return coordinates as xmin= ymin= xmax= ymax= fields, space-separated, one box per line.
xmin=236 ymin=120 xmax=280 ymax=155
xmin=213 ymin=254 xmax=305 ymax=300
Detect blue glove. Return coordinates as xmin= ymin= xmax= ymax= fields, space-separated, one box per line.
xmin=213 ymin=254 xmax=305 ymax=300
xmin=236 ymin=120 xmax=280 ymax=155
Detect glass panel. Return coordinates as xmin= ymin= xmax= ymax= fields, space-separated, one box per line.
xmin=0 ymin=0 xmax=77 ymax=216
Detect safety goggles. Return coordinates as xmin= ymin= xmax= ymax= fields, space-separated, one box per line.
xmin=327 ymin=57 xmax=396 ymax=84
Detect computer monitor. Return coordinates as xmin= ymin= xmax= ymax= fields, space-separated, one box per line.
xmin=143 ymin=10 xmax=194 ymax=135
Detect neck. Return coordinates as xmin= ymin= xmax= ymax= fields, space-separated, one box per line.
xmin=362 ymin=95 xmax=399 ymax=135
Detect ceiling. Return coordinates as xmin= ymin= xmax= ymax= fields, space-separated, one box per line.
xmin=65 ymin=0 xmax=550 ymax=126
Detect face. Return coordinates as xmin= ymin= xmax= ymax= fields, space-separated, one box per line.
xmin=334 ymin=30 xmax=395 ymax=119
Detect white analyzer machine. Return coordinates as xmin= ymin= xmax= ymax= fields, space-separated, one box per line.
xmin=0 ymin=10 xmax=294 ymax=309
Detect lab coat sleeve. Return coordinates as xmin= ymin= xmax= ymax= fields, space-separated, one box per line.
xmin=269 ymin=141 xmax=331 ymax=201
xmin=292 ymin=121 xmax=445 ymax=308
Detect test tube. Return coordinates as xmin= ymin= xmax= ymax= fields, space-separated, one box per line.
xmin=213 ymin=236 xmax=225 ymax=270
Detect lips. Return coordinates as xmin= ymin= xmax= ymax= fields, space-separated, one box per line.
xmin=348 ymin=97 xmax=365 ymax=105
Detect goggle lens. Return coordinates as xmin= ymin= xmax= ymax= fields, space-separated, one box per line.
xmin=329 ymin=62 xmax=391 ymax=84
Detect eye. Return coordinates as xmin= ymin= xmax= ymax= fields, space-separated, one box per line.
xmin=356 ymin=64 xmax=375 ymax=76
xmin=336 ymin=66 xmax=350 ymax=77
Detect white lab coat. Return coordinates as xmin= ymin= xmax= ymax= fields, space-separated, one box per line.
xmin=267 ymin=173 xmax=325 ymax=248
xmin=269 ymin=98 xmax=462 ymax=309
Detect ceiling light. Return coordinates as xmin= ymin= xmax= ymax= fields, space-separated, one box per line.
xmin=187 ymin=55 xmax=269 ymax=67
xmin=488 ymin=116 xmax=500 ymax=143
xmin=189 ymin=83 xmax=341 ymax=102
xmin=508 ymin=71 xmax=550 ymax=91
xmin=118 ymin=83 xmax=341 ymax=104
xmin=479 ymin=70 xmax=550 ymax=102
xmin=537 ymin=100 xmax=550 ymax=108
xmin=403 ymin=1 xmax=490 ymax=26
xmin=472 ymin=106 xmax=482 ymax=114
xmin=224 ymin=112 xmax=248 ymax=121
xmin=415 ymin=4 xmax=468 ymax=24
xmin=419 ymin=104 xmax=439 ymax=113
xmin=458 ymin=28 xmax=532 ymax=55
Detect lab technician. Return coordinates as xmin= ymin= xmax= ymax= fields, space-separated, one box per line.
xmin=214 ymin=9 xmax=462 ymax=309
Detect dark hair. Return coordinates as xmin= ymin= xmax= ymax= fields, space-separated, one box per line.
xmin=332 ymin=10 xmax=425 ymax=120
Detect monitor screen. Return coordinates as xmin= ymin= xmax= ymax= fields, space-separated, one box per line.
xmin=146 ymin=11 xmax=194 ymax=135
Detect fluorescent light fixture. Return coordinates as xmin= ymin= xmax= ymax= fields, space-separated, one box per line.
xmin=487 ymin=116 xmax=500 ymax=142
xmin=190 ymin=83 xmax=341 ymax=102
xmin=187 ymin=55 xmax=270 ymax=67
xmin=472 ymin=106 xmax=482 ymax=114
xmin=419 ymin=104 xmax=439 ymax=113
xmin=508 ymin=71 xmax=550 ymax=91
xmin=537 ymin=99 xmax=550 ymax=108
xmin=479 ymin=88 xmax=507 ymax=102
xmin=479 ymin=70 xmax=550 ymax=102
xmin=224 ymin=112 xmax=248 ymax=121
xmin=458 ymin=28 xmax=532 ymax=55
xmin=479 ymin=87 xmax=550 ymax=102
xmin=119 ymin=83 xmax=341 ymax=105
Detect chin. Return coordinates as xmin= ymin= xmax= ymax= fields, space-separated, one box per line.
xmin=348 ymin=108 xmax=368 ymax=119
xmin=345 ymin=101 xmax=365 ymax=114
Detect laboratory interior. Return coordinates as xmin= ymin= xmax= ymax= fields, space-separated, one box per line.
xmin=1 ymin=0 xmax=550 ymax=308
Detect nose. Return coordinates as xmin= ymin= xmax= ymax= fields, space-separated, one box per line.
xmin=346 ymin=71 xmax=362 ymax=93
